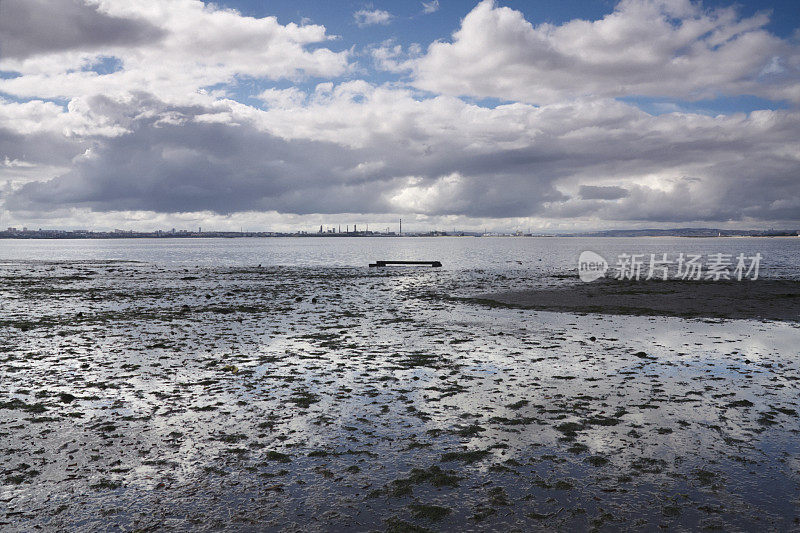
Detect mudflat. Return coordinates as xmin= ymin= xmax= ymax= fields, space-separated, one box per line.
xmin=470 ymin=279 xmax=800 ymax=321
xmin=2 ymin=261 xmax=799 ymax=531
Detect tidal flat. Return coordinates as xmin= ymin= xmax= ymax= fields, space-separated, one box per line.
xmin=1 ymin=260 xmax=799 ymax=531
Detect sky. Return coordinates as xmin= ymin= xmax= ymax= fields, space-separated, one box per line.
xmin=0 ymin=0 xmax=799 ymax=233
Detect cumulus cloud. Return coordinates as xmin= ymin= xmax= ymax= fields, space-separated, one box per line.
xmin=0 ymin=0 xmax=351 ymax=102
xmin=354 ymin=9 xmax=393 ymax=28
xmin=369 ymin=41 xmax=422 ymax=73
xmin=0 ymin=97 xmax=90 ymax=181
xmin=5 ymin=95 xmax=370 ymax=215
xmin=0 ymin=0 xmax=799 ymax=230
xmin=5 ymin=85 xmax=800 ymax=224
xmin=410 ymin=0 xmax=800 ymax=104
xmin=257 ymin=87 xmax=308 ymax=109
xmin=0 ymin=0 xmax=166 ymax=60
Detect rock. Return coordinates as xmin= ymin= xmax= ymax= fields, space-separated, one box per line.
xmin=58 ymin=393 xmax=76 ymax=404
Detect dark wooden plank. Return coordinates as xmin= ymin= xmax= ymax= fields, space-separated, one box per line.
xmin=369 ymin=261 xmax=441 ymax=267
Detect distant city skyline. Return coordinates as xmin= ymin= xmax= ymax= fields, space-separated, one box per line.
xmin=1 ymin=0 xmax=799 ymax=232
xmin=2 ymin=224 xmax=798 ymax=239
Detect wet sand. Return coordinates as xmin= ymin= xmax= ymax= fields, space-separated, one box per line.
xmin=1 ymin=262 xmax=799 ymax=531
xmin=469 ymin=279 xmax=800 ymax=321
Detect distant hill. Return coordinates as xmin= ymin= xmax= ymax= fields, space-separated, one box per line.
xmin=570 ymin=228 xmax=800 ymax=237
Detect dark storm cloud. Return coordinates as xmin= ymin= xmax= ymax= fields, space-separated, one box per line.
xmin=3 ymin=94 xmax=571 ymax=218
xmin=552 ymin=155 xmax=800 ymax=223
xmin=0 ymin=126 xmax=85 ymax=166
xmin=6 ymin=126 xmax=365 ymax=214
xmin=5 ymin=92 xmax=800 ymax=223
xmin=0 ymin=0 xmax=165 ymax=60
xmin=579 ymin=185 xmax=630 ymax=200
xmin=5 ymin=95 xmax=391 ymax=215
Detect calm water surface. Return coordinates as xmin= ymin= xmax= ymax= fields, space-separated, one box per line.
xmin=1 ymin=236 xmax=798 ymax=278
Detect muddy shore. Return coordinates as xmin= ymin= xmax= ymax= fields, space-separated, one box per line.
xmin=469 ymin=279 xmax=800 ymax=321
xmin=1 ymin=262 xmax=799 ymax=531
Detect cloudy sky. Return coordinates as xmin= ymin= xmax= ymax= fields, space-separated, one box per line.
xmin=0 ymin=0 xmax=798 ymax=232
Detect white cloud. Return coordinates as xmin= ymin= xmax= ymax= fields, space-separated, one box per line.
xmin=257 ymin=87 xmax=308 ymax=109
xmin=409 ymin=0 xmax=800 ymax=104
xmin=369 ymin=41 xmax=420 ymax=73
xmin=5 ymin=84 xmax=800 ymax=224
xmin=421 ymin=1 xmax=440 ymax=15
xmin=0 ymin=0 xmax=351 ymax=103
xmin=0 ymin=0 xmax=798 ymax=229
xmin=353 ymin=9 xmax=393 ymax=28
